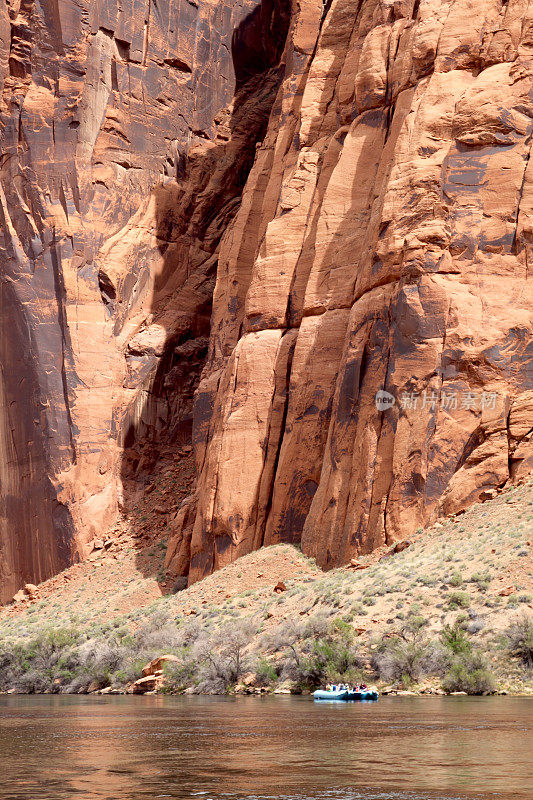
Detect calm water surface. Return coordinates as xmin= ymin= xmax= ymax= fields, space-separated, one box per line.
xmin=0 ymin=695 xmax=531 ymax=800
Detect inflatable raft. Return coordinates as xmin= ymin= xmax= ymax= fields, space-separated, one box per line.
xmin=313 ymin=686 xmax=378 ymax=702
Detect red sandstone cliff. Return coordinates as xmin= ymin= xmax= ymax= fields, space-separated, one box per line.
xmin=0 ymin=0 xmax=288 ymax=601
xmin=0 ymin=0 xmax=532 ymax=601
xmin=168 ymin=0 xmax=533 ymax=582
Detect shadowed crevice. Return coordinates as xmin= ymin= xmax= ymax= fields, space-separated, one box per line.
xmin=117 ymin=0 xmax=291 ymax=589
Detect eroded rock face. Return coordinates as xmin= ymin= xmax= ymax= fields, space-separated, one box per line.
xmin=1 ymin=0 xmax=532 ymax=599
xmin=0 ymin=0 xmax=288 ymax=601
xmin=174 ymin=0 xmax=533 ymax=581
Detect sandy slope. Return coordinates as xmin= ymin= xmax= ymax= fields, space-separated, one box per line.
xmin=2 ymin=481 xmax=531 ymax=666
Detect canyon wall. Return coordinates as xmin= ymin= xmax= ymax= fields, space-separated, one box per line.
xmin=0 ymin=0 xmax=288 ymax=601
xmin=1 ymin=0 xmax=532 ymax=600
xmin=168 ymin=0 xmax=533 ymax=581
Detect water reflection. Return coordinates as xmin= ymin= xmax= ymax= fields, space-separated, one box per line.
xmin=0 ymin=696 xmax=531 ymax=800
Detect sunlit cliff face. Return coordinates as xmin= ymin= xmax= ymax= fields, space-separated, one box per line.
xmin=171 ymin=0 xmax=533 ymax=583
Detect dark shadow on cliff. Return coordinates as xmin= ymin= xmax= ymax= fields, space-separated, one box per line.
xmin=0 ymin=280 xmax=72 ymax=603
xmin=117 ymin=0 xmax=290 ymax=590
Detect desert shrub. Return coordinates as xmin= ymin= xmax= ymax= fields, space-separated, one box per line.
xmin=265 ymin=615 xmax=364 ymax=689
xmin=162 ymin=648 xmax=199 ymax=691
xmin=194 ymin=621 xmax=256 ymax=693
xmin=133 ymin=612 xmax=179 ymax=653
xmin=371 ymin=637 xmax=448 ymax=683
xmin=448 ymin=572 xmax=463 ymax=587
xmin=74 ymin=639 xmax=128 ymax=689
xmin=12 ymin=668 xmax=52 ymax=694
xmin=264 ymin=619 xmax=306 ymax=669
xmin=315 ymin=628 xmax=364 ymax=680
xmin=506 ymin=615 xmax=533 ymax=669
xmin=467 ymin=617 xmax=485 ymax=635
xmin=442 ymin=651 xmax=494 ymax=695
xmin=288 ymin=650 xmax=328 ymax=688
xmin=441 ymin=621 xmax=472 ymax=655
xmin=402 ymin=613 xmax=427 ymax=640
xmin=0 ymin=627 xmax=84 ymax=693
xmin=372 ymin=608 xmax=461 ymax=684
xmin=447 ymin=591 xmax=470 ymax=610
xmin=287 ymin=639 xmax=362 ymax=689
xmin=469 ymin=572 xmax=491 ymax=591
xmin=254 ymin=657 xmax=278 ymax=686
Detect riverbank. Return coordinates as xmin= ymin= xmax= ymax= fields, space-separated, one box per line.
xmin=0 ymin=480 xmax=532 ymax=696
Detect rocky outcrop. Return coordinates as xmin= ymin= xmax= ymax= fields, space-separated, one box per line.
xmin=0 ymin=0 xmax=289 ymax=601
xmin=169 ymin=0 xmax=533 ymax=582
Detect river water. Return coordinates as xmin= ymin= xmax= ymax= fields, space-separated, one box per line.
xmin=0 ymin=695 xmax=531 ymax=800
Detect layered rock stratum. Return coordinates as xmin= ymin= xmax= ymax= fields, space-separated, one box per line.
xmin=0 ymin=0 xmax=532 ymax=601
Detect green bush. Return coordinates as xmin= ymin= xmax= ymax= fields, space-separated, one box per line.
xmin=441 ymin=621 xmax=472 ymax=656
xmin=254 ymin=657 xmax=278 ymax=686
xmin=162 ymin=649 xmax=198 ymax=691
xmin=442 ymin=652 xmax=495 ymax=695
xmin=448 ymin=572 xmax=463 ymax=587
xmin=447 ymin=591 xmax=470 ymax=610
xmin=469 ymin=572 xmax=491 ymax=591
xmin=0 ymin=627 xmax=84 ymax=693
xmin=403 ymin=614 xmax=427 ymax=640
xmin=266 ymin=615 xmax=364 ymax=689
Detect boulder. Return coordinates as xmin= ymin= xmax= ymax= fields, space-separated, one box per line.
xmin=274 ymin=581 xmax=287 ymax=593
xmin=347 ymin=559 xmax=370 ymax=570
xmin=241 ymin=672 xmax=256 ymax=687
xmin=273 ymin=681 xmax=293 ymax=694
xmin=392 ymin=541 xmax=412 ymax=554
xmin=142 ymin=655 xmax=180 ymax=677
xmin=132 ymin=675 xmax=164 ymax=694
